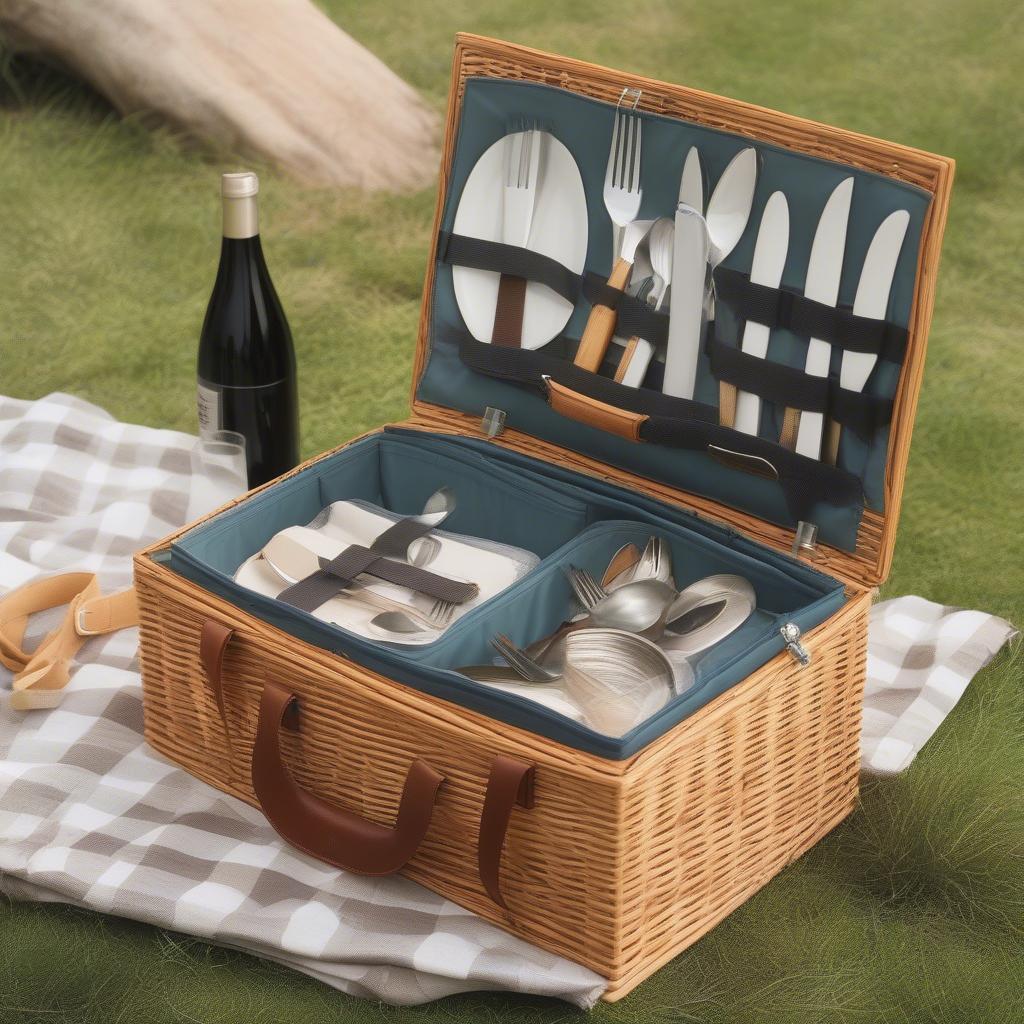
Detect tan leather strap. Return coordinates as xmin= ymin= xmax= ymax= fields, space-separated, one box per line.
xmin=1 ymin=574 xmax=138 ymax=711
xmin=547 ymin=379 xmax=648 ymax=442
xmin=200 ymin=619 xmax=445 ymax=876
xmin=478 ymin=754 xmax=536 ymax=910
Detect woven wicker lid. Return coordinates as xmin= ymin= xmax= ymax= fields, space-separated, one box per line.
xmin=409 ymin=34 xmax=955 ymax=589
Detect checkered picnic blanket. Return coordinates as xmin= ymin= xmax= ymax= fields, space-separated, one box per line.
xmin=0 ymin=393 xmax=1016 ymax=1004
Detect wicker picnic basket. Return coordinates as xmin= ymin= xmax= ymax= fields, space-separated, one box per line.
xmin=134 ymin=35 xmax=953 ymax=1000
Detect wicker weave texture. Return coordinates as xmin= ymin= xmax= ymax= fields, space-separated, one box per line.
xmin=135 ymin=549 xmax=868 ymax=999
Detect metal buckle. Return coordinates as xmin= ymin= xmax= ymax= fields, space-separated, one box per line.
xmin=75 ymin=604 xmax=102 ymax=636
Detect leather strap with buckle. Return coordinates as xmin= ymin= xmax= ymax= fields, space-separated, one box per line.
xmin=0 ymin=574 xmax=138 ymax=710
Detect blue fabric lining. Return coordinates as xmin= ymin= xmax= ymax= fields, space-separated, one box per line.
xmin=417 ymin=77 xmax=932 ymax=551
xmin=170 ymin=428 xmax=845 ymax=760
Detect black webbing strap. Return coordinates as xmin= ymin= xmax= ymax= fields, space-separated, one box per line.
xmin=713 ymin=265 xmax=909 ymax=362
xmin=637 ymin=415 xmax=862 ymax=519
xmin=708 ymin=337 xmax=829 ymax=414
xmin=453 ymin=332 xmax=861 ymax=522
xmin=707 ymin=335 xmax=894 ymax=440
xmin=280 ymin=549 xmax=477 ymax=612
xmin=829 ymin=388 xmax=895 ymax=441
xmin=438 ymin=232 xmax=580 ymax=305
xmin=455 ymin=331 xmax=717 ymax=422
xmin=437 ymin=232 xmax=669 ymax=346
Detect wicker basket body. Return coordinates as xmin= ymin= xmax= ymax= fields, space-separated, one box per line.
xmin=136 ymin=532 xmax=868 ymax=999
xmin=135 ymin=35 xmax=952 ymax=1000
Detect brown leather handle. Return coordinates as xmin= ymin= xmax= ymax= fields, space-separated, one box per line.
xmin=200 ymin=620 xmax=444 ymax=876
xmin=254 ymin=680 xmax=444 ymax=875
xmin=547 ymin=379 xmax=647 ymax=441
xmin=478 ymin=755 xmax=535 ymax=910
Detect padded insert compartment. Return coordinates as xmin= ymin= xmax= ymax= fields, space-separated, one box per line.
xmin=169 ymin=428 xmax=845 ymax=759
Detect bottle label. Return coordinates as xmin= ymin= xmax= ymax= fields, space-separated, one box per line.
xmin=197 ymin=380 xmax=221 ymax=436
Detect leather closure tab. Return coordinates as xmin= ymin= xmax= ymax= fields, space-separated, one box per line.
xmin=547 ymin=379 xmax=648 ymax=442
xmin=478 ymin=755 xmax=536 ymax=910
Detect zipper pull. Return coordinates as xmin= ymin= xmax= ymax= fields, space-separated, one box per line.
xmin=780 ymin=622 xmax=811 ymax=667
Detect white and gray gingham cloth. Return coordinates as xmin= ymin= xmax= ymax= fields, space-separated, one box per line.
xmin=0 ymin=393 xmax=1016 ymax=1004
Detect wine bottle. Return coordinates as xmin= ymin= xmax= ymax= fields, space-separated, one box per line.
xmin=198 ymin=171 xmax=299 ymax=488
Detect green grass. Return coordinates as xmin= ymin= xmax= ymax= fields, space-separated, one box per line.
xmin=1 ymin=1 xmax=1022 ymax=1020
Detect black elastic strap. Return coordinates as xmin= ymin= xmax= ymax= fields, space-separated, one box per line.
xmin=707 ymin=335 xmax=894 ymax=439
xmin=637 ymin=413 xmax=862 ymax=521
xmin=707 ymin=336 xmax=829 ymax=414
xmin=455 ymin=331 xmax=717 ymax=422
xmin=713 ymin=265 xmax=908 ymax=362
xmin=453 ymin=331 xmax=861 ymax=523
xmin=438 ymin=233 xmax=669 ymax=347
xmin=437 ymin=232 xmax=581 ymax=305
xmin=279 ymin=512 xmax=478 ymax=613
xmin=280 ymin=549 xmax=477 ymax=612
xmin=829 ymin=386 xmax=894 ymax=441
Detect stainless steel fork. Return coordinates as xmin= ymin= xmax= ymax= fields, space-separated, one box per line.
xmin=564 ymin=565 xmax=607 ymax=610
xmin=574 ymin=93 xmax=646 ymax=372
xmin=490 ymin=633 xmax=561 ymax=683
xmin=502 ymin=125 xmax=541 ymax=250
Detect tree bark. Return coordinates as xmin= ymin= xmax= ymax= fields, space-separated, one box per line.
xmin=0 ymin=0 xmax=440 ymax=191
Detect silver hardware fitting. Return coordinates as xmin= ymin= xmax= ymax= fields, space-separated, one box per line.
xmin=780 ymin=622 xmax=811 ymax=667
xmin=481 ymin=407 xmax=507 ymax=438
xmin=791 ymin=520 xmax=819 ymax=557
xmin=617 ymin=86 xmax=642 ymax=111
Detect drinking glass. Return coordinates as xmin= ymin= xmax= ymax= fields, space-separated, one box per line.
xmin=188 ymin=430 xmax=248 ymax=522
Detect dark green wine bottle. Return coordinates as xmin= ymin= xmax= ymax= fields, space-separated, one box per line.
xmin=197 ymin=171 xmax=299 ymax=488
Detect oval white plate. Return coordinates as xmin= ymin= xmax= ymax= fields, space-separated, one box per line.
xmin=452 ymin=131 xmax=588 ymax=349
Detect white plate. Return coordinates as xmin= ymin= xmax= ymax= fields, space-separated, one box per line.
xmin=452 ymin=132 xmax=588 ymax=349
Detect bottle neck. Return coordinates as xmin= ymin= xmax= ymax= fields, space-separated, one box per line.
xmin=222 ymin=194 xmax=259 ymax=239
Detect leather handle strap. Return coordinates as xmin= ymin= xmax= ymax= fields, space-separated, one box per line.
xmin=199 ymin=619 xmax=235 ymax=738
xmin=547 ymin=379 xmax=648 ymax=442
xmin=478 ymin=754 xmax=536 ymax=910
xmin=2 ymin=574 xmax=137 ymax=710
xmin=254 ymin=681 xmax=444 ymax=875
xmin=200 ymin=619 xmax=444 ymax=876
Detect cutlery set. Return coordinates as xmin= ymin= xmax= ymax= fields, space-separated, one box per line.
xmin=454 ymin=94 xmax=912 ymax=468
xmin=238 ymin=493 xmax=756 ymax=736
xmin=456 ymin=535 xmax=758 ymax=737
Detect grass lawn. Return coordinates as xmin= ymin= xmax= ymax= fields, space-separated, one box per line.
xmin=1 ymin=1 xmax=1022 ymax=1021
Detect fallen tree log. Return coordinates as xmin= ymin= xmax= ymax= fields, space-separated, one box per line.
xmin=0 ymin=0 xmax=440 ymax=191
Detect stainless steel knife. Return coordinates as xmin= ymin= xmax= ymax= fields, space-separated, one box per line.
xmin=787 ymin=177 xmax=854 ymax=459
xmin=823 ymin=208 xmax=910 ymax=464
xmin=732 ymin=191 xmax=790 ymax=435
xmin=664 ymin=147 xmax=757 ymax=400
xmin=662 ymin=147 xmax=706 ymax=399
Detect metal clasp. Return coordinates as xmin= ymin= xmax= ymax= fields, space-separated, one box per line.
xmin=780 ymin=622 xmax=811 ymax=667
xmin=617 ymin=87 xmax=642 ymax=111
xmin=791 ymin=520 xmax=819 ymax=557
xmin=481 ymin=407 xmax=506 ymax=438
